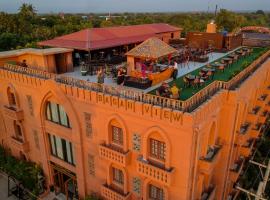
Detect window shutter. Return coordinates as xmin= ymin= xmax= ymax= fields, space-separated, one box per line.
xmin=84 ymin=112 xmax=93 ymax=138
xmin=33 ymin=130 xmax=40 ymax=150
xmin=133 ymin=177 xmax=141 ymax=195
xmin=88 ymin=154 xmax=95 ymax=176
xmin=132 ymin=133 xmax=141 ymax=152
xmin=26 ymin=95 xmax=34 ymax=116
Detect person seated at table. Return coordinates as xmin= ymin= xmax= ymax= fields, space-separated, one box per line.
xmin=170 ymin=83 xmax=180 ymax=99
xmin=21 ymin=60 xmax=28 ymax=68
xmin=117 ymin=68 xmax=125 ymax=85
xmin=201 ymin=73 xmax=208 ymax=81
xmin=206 ymin=63 xmax=211 ymax=68
xmin=156 ymin=82 xmax=171 ymax=98
xmin=220 ymin=60 xmax=226 ymax=66
xmin=199 ymin=71 xmax=205 ymax=76
xmin=193 ymin=77 xmax=200 ymax=88
xmin=206 ymin=70 xmax=214 ymax=80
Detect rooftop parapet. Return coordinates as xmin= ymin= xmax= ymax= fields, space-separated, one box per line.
xmin=0 ymin=49 xmax=269 ymax=113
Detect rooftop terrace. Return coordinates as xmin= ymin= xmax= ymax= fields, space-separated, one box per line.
xmin=0 ymin=47 xmax=269 ymax=113
xmin=150 ymin=47 xmax=269 ymax=100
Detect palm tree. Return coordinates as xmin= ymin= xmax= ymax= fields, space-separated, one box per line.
xmin=18 ymin=3 xmax=36 ymax=19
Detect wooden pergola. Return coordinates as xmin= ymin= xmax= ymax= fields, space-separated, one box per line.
xmin=126 ymin=37 xmax=177 ymax=74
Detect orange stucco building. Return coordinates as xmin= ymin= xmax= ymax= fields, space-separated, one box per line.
xmin=0 ymin=46 xmax=270 ymax=200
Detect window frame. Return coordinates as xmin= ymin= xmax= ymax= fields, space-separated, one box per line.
xmin=149 ymin=184 xmax=164 ymax=200
xmin=48 ymin=133 xmax=75 ymax=166
xmin=111 ymin=125 xmax=123 ymax=147
xmin=149 ymin=138 xmax=166 ymax=162
xmin=14 ymin=121 xmax=24 ymax=143
xmin=46 ymin=102 xmax=71 ymax=128
xmin=112 ymin=167 xmax=124 ymax=185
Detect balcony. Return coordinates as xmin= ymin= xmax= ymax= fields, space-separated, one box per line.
xmin=101 ymin=184 xmax=131 ymax=200
xmin=99 ymin=144 xmax=131 ymax=167
xmin=250 ymin=123 xmax=262 ymax=138
xmin=240 ymin=138 xmax=255 ymax=157
xmin=11 ymin=136 xmax=29 ymax=153
xmin=237 ymin=122 xmax=251 ymax=142
xmin=199 ymin=146 xmax=222 ymax=174
xmin=3 ymin=106 xmax=24 ymax=121
xmin=201 ymin=185 xmax=216 ymax=200
xmin=257 ymin=94 xmax=268 ymax=107
xmin=259 ymin=110 xmax=268 ymax=124
xmin=247 ymin=106 xmax=260 ymax=122
xmin=258 ymin=94 xmax=268 ymax=101
xmin=136 ymin=155 xmax=174 ymax=186
xmin=230 ymin=157 xmax=245 ymax=182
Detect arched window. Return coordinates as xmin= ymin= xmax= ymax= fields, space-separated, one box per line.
xmin=149 ymin=184 xmax=164 ymax=200
xmin=148 ymin=132 xmax=166 ymax=167
xmin=7 ymin=87 xmax=17 ymax=108
xmin=13 ymin=121 xmax=23 ymax=142
xmin=109 ymin=119 xmax=124 ymax=150
xmin=107 ymin=164 xmax=127 ymax=194
xmin=112 ymin=167 xmax=124 ymax=186
xmin=46 ymin=101 xmax=71 ymax=128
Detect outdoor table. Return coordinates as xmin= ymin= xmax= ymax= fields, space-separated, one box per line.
xmin=222 ymin=58 xmax=233 ymax=63
xmin=201 ymin=67 xmax=215 ymax=73
xmin=236 ymin=50 xmax=243 ymax=54
xmin=211 ymin=63 xmax=223 ymax=68
xmin=185 ymin=74 xmax=198 ymax=87
xmin=228 ymin=54 xmax=239 ymax=61
xmin=185 ymin=74 xmax=196 ymax=80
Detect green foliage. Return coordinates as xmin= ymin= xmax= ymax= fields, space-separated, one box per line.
xmin=0 ymin=3 xmax=270 ymax=51
xmin=84 ymin=192 xmax=103 ymax=200
xmin=0 ymin=33 xmax=20 ymax=51
xmin=0 ymin=146 xmax=43 ymax=195
xmin=216 ymin=9 xmax=247 ymax=32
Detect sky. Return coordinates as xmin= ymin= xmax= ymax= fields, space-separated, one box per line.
xmin=1 ymin=0 xmax=270 ymax=13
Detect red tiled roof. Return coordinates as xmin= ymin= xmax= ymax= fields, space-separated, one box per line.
xmin=38 ymin=23 xmax=181 ymax=51
xmin=241 ymin=26 xmax=270 ymax=34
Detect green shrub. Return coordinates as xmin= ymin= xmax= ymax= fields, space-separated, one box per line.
xmin=0 ymin=146 xmax=44 ymax=196
xmin=85 ymin=192 xmax=103 ymax=200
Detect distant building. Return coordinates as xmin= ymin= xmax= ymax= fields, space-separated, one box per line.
xmin=59 ymin=12 xmax=65 ymax=19
xmin=241 ymin=26 xmax=270 ymax=47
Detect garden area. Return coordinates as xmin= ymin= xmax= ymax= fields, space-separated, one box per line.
xmin=0 ymin=146 xmax=45 ymax=199
xmin=150 ymin=47 xmax=269 ymax=101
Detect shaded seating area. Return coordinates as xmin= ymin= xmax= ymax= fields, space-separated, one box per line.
xmin=125 ymin=37 xmax=178 ymax=88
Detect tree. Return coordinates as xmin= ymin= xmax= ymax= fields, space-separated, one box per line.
xmin=216 ymin=9 xmax=247 ymax=32
xmin=256 ymin=10 xmax=265 ymax=15
xmin=0 ymin=33 xmax=19 ymax=51
xmin=18 ymin=3 xmax=36 ymax=19
xmin=17 ymin=3 xmax=37 ymax=35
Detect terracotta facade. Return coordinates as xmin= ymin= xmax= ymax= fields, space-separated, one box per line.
xmin=0 ymin=52 xmax=270 ymax=200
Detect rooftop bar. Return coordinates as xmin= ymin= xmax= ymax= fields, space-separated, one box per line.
xmin=1 ymin=47 xmax=269 ymax=112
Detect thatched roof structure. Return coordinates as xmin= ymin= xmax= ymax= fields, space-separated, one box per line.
xmin=126 ymin=37 xmax=177 ymax=59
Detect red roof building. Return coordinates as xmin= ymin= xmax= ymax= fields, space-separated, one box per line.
xmin=38 ymin=23 xmax=182 ymax=51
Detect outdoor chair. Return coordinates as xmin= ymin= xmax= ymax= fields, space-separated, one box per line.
xmin=183 ymin=77 xmax=189 ymax=88
xmin=193 ymin=78 xmax=200 ymax=89
xmin=219 ymin=65 xmax=225 ymax=72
